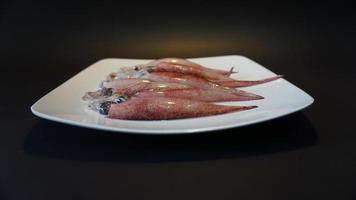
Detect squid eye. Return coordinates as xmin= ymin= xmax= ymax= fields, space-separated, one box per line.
xmin=99 ymin=102 xmax=112 ymax=115
xmin=114 ymin=96 xmax=127 ymax=103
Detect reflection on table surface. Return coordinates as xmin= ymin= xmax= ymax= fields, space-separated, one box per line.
xmin=24 ymin=112 xmax=317 ymax=163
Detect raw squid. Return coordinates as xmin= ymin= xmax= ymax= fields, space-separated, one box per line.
xmin=143 ymin=71 xmax=230 ymax=90
xmin=108 ymin=97 xmax=257 ymax=120
xmin=144 ymin=58 xmax=236 ymax=76
xmin=104 ymin=78 xmax=263 ymax=101
xmin=133 ymin=61 xmax=281 ymax=87
xmin=82 ymin=57 xmax=281 ymax=120
xmin=138 ymin=61 xmax=232 ymax=81
xmin=134 ymin=88 xmax=263 ymax=102
xmin=107 ymin=69 xmax=224 ymax=90
xmin=143 ymin=71 xmax=280 ymax=91
xmin=103 ymin=78 xmax=191 ymax=96
xmin=212 ymin=75 xmax=283 ymax=88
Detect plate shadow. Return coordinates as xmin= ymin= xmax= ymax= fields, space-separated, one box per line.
xmin=24 ymin=112 xmax=317 ymax=163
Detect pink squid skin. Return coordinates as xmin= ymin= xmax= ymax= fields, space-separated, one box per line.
xmin=148 ymin=62 xmax=282 ymax=87
xmin=103 ymin=78 xmax=191 ymax=96
xmin=108 ymin=97 xmax=257 ymax=120
xmin=148 ymin=61 xmax=233 ymax=81
xmin=145 ymin=71 xmax=231 ymax=90
xmin=104 ymin=77 xmax=263 ymax=99
xmin=212 ymin=75 xmax=283 ymax=88
xmin=146 ymin=72 xmax=282 ymax=89
xmin=145 ymin=58 xmax=236 ymax=76
xmin=134 ymin=88 xmax=263 ymax=102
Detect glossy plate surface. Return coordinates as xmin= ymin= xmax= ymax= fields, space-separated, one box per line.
xmin=31 ymin=55 xmax=314 ymax=134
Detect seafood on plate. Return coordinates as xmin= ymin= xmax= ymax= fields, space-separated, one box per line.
xmin=103 ymin=78 xmax=263 ymax=101
xmin=109 ymin=60 xmax=281 ymax=88
xmin=103 ymin=78 xmax=192 ymax=96
xmin=142 ymin=58 xmax=237 ymax=76
xmin=134 ymin=88 xmax=263 ymax=102
xmin=108 ymin=97 xmax=257 ymax=120
xmin=83 ymin=58 xmax=282 ymax=120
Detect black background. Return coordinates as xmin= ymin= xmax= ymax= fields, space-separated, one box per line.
xmin=1 ymin=0 xmax=356 ymax=199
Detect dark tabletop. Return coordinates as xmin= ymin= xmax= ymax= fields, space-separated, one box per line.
xmin=1 ymin=1 xmax=356 ymax=200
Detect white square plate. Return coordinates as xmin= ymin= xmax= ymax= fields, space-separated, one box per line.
xmin=31 ymin=55 xmax=314 ymax=134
